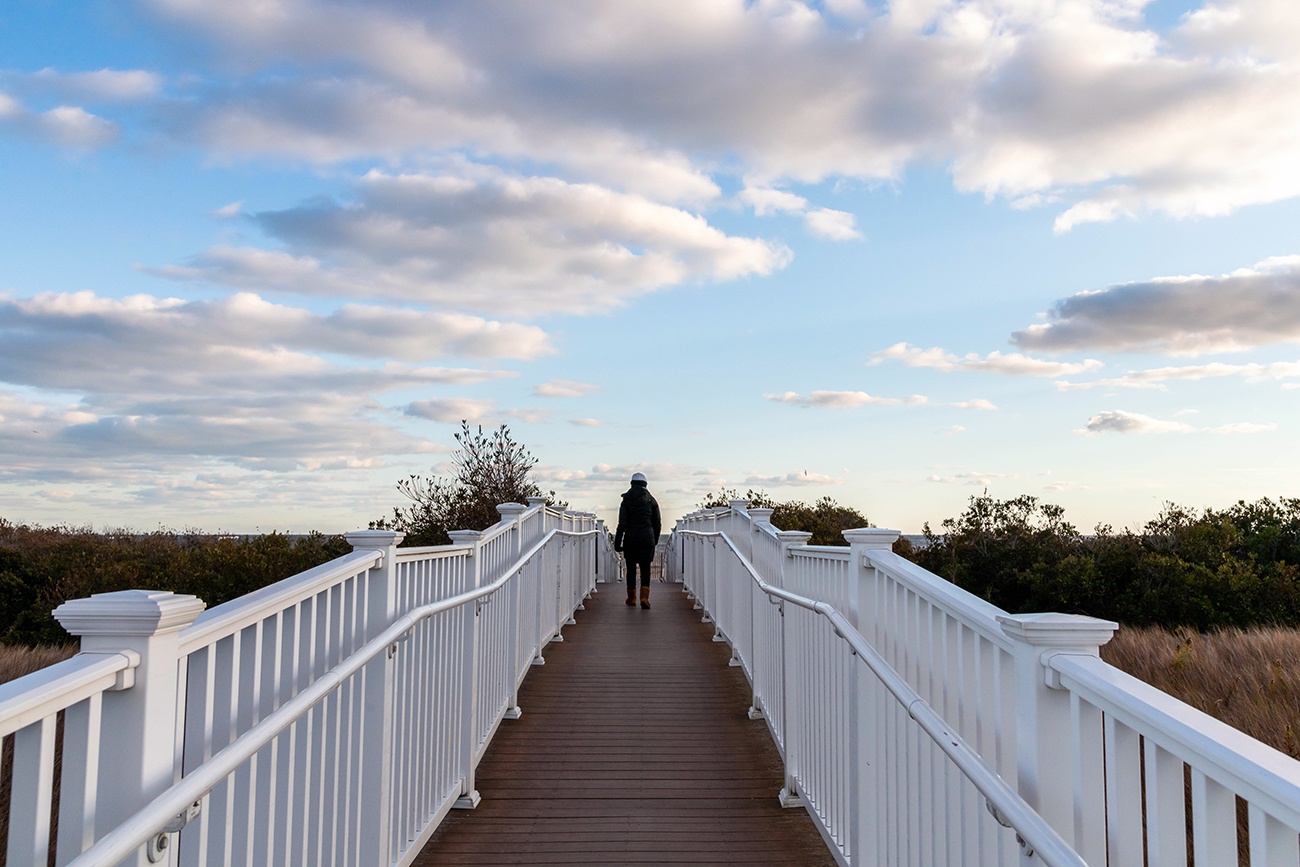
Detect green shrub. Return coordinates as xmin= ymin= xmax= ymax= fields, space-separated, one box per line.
xmin=697 ymin=488 xmax=869 ymax=546
xmin=905 ymin=495 xmax=1300 ymax=629
xmin=0 ymin=520 xmax=349 ymax=645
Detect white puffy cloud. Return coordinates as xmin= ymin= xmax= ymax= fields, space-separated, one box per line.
xmin=765 ymin=390 xmax=906 ymax=408
xmin=952 ymin=398 xmax=998 ymax=411
xmin=739 ymin=187 xmax=861 ymax=239
xmin=405 ymin=398 xmax=496 ymax=424
xmin=1079 ymin=409 xmax=1276 ymax=435
xmin=0 ymin=93 xmax=118 ymax=148
xmin=1080 ymin=410 xmax=1195 ymax=434
xmin=1015 ymin=256 xmax=1300 ymax=355
xmin=875 ymin=342 xmax=1103 ymax=376
xmin=927 ymin=469 xmax=1018 ymax=485
xmin=568 ymin=418 xmax=606 ymax=427
xmin=535 ymin=379 xmax=600 ymax=398
xmin=802 ymin=208 xmax=862 ymax=240
xmin=1056 ymin=359 xmax=1300 ymax=390
xmin=23 ymin=68 xmax=164 ymax=101
xmin=740 ymin=186 xmax=808 ymax=216
xmin=1208 ymin=421 xmax=1277 ymax=434
xmin=534 ymin=462 xmax=694 ymax=489
xmin=741 ymin=471 xmax=842 ymax=487
xmin=157 ymin=167 xmax=789 ymax=316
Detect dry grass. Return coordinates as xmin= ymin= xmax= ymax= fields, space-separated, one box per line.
xmin=0 ymin=644 xmax=77 ymax=687
xmin=1102 ymin=625 xmax=1300 ymax=758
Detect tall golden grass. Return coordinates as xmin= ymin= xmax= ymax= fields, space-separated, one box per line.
xmin=1101 ymin=625 xmax=1300 ymax=758
xmin=0 ymin=644 xmax=76 ymax=686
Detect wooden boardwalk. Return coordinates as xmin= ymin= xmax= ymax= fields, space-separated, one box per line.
xmin=415 ymin=580 xmax=836 ymax=866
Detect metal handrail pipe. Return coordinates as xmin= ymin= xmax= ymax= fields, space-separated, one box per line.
xmin=676 ymin=530 xmax=1086 ymax=867
xmin=68 ymin=527 xmax=598 ymax=867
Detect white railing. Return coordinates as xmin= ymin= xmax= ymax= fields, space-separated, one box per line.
xmin=0 ymin=501 xmax=615 ymax=867
xmin=672 ymin=503 xmax=1300 ymax=867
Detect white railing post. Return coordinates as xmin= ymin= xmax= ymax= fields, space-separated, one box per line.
xmin=841 ymin=528 xmax=900 ymax=631
xmin=774 ymin=531 xmax=812 ymax=589
xmin=344 ymin=529 xmax=404 ymax=865
xmin=447 ymin=529 xmax=484 ymax=809
xmin=998 ymin=613 xmax=1118 ymax=850
xmin=595 ymin=518 xmax=608 ymax=586
xmin=773 ymin=531 xmax=812 ymax=808
xmin=728 ymin=499 xmax=750 ymax=558
xmin=53 ymin=590 xmax=206 ymax=866
xmin=748 ymin=508 xmax=774 ymax=569
xmin=525 ymin=496 xmax=548 ymax=545
xmin=496 ymin=504 xmax=528 ymax=720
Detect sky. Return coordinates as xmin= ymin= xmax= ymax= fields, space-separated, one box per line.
xmin=1 ymin=0 xmax=1298 ymax=535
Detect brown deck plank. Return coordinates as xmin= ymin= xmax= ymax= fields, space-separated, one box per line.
xmin=412 ymin=581 xmax=836 ymax=866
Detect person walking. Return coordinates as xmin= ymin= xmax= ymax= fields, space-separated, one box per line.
xmin=614 ymin=472 xmax=661 ymax=609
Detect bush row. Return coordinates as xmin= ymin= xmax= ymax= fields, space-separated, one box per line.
xmin=0 ymin=520 xmax=350 ymax=645
xmin=900 ymin=495 xmax=1300 ymax=630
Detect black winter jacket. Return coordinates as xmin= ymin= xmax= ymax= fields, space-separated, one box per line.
xmin=614 ymin=481 xmax=661 ymax=558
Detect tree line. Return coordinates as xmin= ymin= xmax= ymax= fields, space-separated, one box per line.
xmin=699 ymin=488 xmax=1300 ymax=631
xmin=5 ymin=420 xmax=1298 ymax=649
xmin=0 ymin=525 xmax=351 ymax=646
xmin=902 ymin=494 xmax=1300 ymax=631
xmin=0 ymin=424 xmax=560 ymax=646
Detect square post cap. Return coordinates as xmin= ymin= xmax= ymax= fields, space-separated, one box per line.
xmin=54 ymin=590 xmax=206 ymax=637
xmin=345 ymin=529 xmax=405 ymax=550
xmin=496 ymin=503 xmax=528 ymax=520
xmin=447 ymin=529 xmax=484 ymax=546
xmin=842 ymin=528 xmax=901 ymax=548
xmin=748 ymin=508 xmax=775 ymax=524
xmin=728 ymin=499 xmax=749 ymax=512
xmin=526 ymin=496 xmax=549 ymax=507
xmin=775 ymin=530 xmax=813 ymax=548
xmin=998 ymin=612 xmax=1119 ymax=648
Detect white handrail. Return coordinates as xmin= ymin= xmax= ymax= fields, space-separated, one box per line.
xmin=0 ymin=651 xmax=136 ymax=738
xmin=678 ymin=529 xmax=1086 ymax=867
xmin=1050 ymin=652 xmax=1300 ymax=828
xmin=66 ymin=528 xmax=598 ymax=867
xmin=178 ymin=548 xmax=382 ymax=653
xmin=863 ymin=548 xmax=1013 ymax=651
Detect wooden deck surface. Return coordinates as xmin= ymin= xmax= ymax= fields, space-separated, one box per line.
xmin=414 ymin=580 xmax=836 ymax=866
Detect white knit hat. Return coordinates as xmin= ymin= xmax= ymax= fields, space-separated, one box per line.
xmin=630 ymin=472 xmax=647 ymax=483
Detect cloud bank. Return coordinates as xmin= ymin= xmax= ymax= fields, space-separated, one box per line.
xmin=1016 ymin=256 xmax=1300 ymax=355
xmin=875 ymin=343 xmax=1102 ymax=376
xmin=115 ymin=0 xmax=1300 ymax=231
xmin=156 ymin=168 xmax=790 ymax=316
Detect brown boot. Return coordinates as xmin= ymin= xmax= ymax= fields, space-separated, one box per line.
xmin=639 ymin=586 xmax=651 ymax=609
xmin=626 ymin=587 xmax=636 ymax=606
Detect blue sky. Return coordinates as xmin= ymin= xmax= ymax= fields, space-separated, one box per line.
xmin=2 ymin=0 xmax=1298 ymax=534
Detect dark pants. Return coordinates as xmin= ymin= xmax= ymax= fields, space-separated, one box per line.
xmin=624 ymin=553 xmax=652 ymax=590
